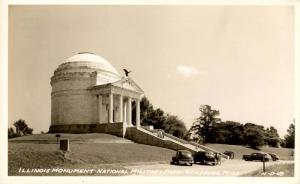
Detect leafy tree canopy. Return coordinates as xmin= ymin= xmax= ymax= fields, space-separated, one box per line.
xmin=190 ymin=105 xmax=221 ymax=143
xmin=13 ymin=119 xmax=33 ymax=136
xmin=284 ymin=122 xmax=295 ymax=148
xmin=140 ymin=97 xmax=187 ymax=139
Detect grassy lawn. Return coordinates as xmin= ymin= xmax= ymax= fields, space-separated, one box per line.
xmin=9 ymin=133 xmax=130 ymax=143
xmin=205 ymin=143 xmax=294 ymax=160
xmin=8 ymin=134 xmax=175 ymax=176
xmin=243 ymin=163 xmax=294 ymax=177
xmin=9 ymin=134 xmax=294 ymax=176
xmin=67 ymin=143 xmax=174 ymax=164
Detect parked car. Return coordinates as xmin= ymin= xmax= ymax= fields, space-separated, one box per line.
xmin=171 ymin=150 xmax=193 ymax=166
xmin=223 ymin=151 xmax=234 ymax=159
xmin=243 ymin=152 xmax=272 ymax=162
xmin=268 ymin=153 xmax=279 ymax=161
xmin=194 ymin=151 xmax=217 ymax=165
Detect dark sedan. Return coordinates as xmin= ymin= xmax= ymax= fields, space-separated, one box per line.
xmin=194 ymin=151 xmax=217 ymax=165
xmin=171 ymin=150 xmax=194 ymax=166
xmin=268 ymin=153 xmax=279 ymax=161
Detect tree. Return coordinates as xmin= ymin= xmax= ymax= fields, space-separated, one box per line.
xmin=8 ymin=127 xmax=17 ymax=139
xmin=13 ymin=119 xmax=33 ymax=136
xmin=162 ymin=114 xmax=187 ymax=139
xmin=140 ymin=97 xmax=155 ymax=126
xmin=244 ymin=123 xmax=265 ymax=149
xmin=279 ymin=138 xmax=286 ymax=148
xmin=264 ymin=126 xmax=280 ymax=147
xmin=209 ymin=123 xmax=228 ymax=143
xmin=146 ymin=108 xmax=166 ymax=129
xmin=284 ymin=122 xmax=295 ymax=148
xmin=139 ymin=96 xmax=187 ymax=138
xmin=223 ymin=121 xmax=245 ymax=145
xmin=190 ymin=105 xmax=221 ymax=143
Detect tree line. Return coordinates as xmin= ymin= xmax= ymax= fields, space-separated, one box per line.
xmin=139 ymin=98 xmax=294 ymax=149
xmin=188 ymin=105 xmax=295 ymax=149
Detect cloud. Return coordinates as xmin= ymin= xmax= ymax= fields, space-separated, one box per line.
xmin=176 ymin=65 xmax=201 ymax=77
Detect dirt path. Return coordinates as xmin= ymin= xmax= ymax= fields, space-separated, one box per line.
xmin=123 ymin=159 xmax=294 ymax=176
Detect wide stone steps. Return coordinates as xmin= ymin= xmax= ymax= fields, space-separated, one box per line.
xmin=133 ymin=127 xmax=203 ymax=153
xmin=135 ymin=127 xmax=228 ymax=159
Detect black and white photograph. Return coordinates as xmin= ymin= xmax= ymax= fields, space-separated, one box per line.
xmin=0 ymin=1 xmax=299 ymax=184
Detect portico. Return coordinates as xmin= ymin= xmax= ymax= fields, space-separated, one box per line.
xmin=91 ymin=77 xmax=144 ymax=127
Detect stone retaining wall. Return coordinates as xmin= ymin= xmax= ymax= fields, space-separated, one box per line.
xmin=48 ymin=123 xmax=124 ymax=137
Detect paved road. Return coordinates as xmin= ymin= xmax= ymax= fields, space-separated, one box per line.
xmin=124 ymin=159 xmax=294 ymax=176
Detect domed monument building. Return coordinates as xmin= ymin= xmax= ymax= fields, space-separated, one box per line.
xmin=48 ymin=52 xmax=216 ymax=155
xmin=49 ymin=52 xmax=144 ymax=136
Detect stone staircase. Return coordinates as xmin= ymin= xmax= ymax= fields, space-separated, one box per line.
xmin=140 ymin=127 xmax=201 ymax=152
xmin=161 ymin=129 xmax=228 ymax=158
xmin=125 ymin=126 xmax=228 ymax=159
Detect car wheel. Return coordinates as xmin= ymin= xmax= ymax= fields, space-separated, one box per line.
xmin=190 ymin=163 xmax=193 ymax=166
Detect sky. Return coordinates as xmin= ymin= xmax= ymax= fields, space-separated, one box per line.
xmin=8 ymin=5 xmax=294 ymax=138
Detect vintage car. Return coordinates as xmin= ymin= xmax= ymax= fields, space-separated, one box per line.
xmin=194 ymin=151 xmax=217 ymax=165
xmin=243 ymin=152 xmax=272 ymax=162
xmin=268 ymin=153 xmax=279 ymax=161
xmin=171 ymin=150 xmax=193 ymax=166
xmin=223 ymin=151 xmax=235 ymax=159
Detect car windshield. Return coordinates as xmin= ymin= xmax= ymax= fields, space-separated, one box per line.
xmin=206 ymin=152 xmax=214 ymax=157
xmin=179 ymin=151 xmax=191 ymax=158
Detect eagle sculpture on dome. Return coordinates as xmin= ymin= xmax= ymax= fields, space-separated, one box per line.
xmin=123 ymin=69 xmax=131 ymax=77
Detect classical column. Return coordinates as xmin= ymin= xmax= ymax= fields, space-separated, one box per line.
xmin=126 ymin=97 xmax=132 ymax=125
xmin=123 ymin=100 xmax=127 ymax=123
xmin=109 ymin=93 xmax=113 ymax=123
xmin=118 ymin=95 xmax=123 ymax=122
xmin=136 ymin=99 xmax=140 ymax=126
xmin=98 ymin=95 xmax=102 ymax=124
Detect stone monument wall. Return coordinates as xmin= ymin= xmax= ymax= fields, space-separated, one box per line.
xmin=49 ymin=123 xmax=124 ymax=137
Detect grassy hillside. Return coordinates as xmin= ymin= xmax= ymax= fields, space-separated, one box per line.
xmin=8 ymin=133 xmax=175 ymax=176
xmin=205 ymin=143 xmax=294 ymax=160
xmin=8 ymin=134 xmax=294 ymax=176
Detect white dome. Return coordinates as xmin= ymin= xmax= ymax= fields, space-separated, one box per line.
xmin=65 ymin=52 xmax=119 ymax=75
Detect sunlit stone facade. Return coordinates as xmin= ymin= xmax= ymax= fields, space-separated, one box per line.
xmin=49 ymin=52 xmax=144 ymax=134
